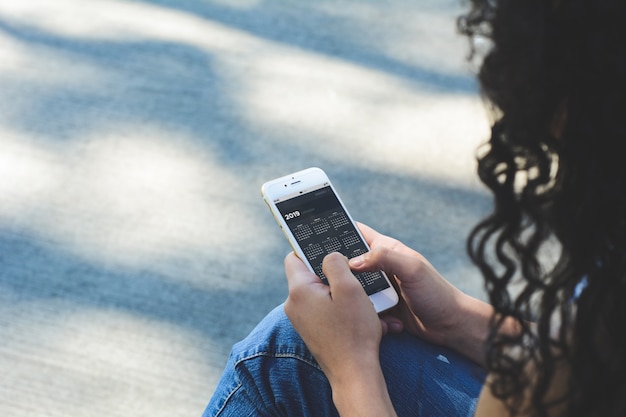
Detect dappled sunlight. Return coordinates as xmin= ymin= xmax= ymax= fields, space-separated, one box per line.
xmin=0 ymin=1 xmax=492 ymax=416
xmin=0 ymin=128 xmax=258 ymax=270
xmin=0 ymin=29 xmax=103 ymax=106
xmin=0 ymin=0 xmax=264 ymax=48
xmin=0 ymin=300 xmax=215 ymax=415
xmin=313 ymin=1 xmax=470 ymax=75
xmin=0 ymin=0 xmax=214 ymax=42
xmin=238 ymin=51 xmax=489 ymax=185
xmin=0 ymin=25 xmax=35 ymax=76
xmin=0 ymin=0 xmax=489 ymax=271
xmin=0 ymin=133 xmax=64 ymax=218
xmin=0 ymin=0 xmax=489 ymax=189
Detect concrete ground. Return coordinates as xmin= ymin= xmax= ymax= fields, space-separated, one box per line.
xmin=0 ymin=1 xmax=492 ymax=416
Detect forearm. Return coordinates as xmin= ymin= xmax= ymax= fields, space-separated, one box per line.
xmin=445 ymin=291 xmax=521 ymax=368
xmin=329 ymin=358 xmax=397 ymax=417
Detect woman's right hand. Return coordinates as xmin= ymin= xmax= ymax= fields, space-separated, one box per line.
xmin=351 ymin=223 xmax=493 ymax=365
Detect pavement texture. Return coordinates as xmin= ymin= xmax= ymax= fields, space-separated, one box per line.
xmin=0 ymin=1 xmax=492 ymax=416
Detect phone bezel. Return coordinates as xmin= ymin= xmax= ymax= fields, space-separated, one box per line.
xmin=261 ymin=167 xmax=399 ymax=313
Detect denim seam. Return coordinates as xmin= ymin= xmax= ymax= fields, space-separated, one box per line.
xmin=214 ymin=381 xmax=243 ymax=417
xmin=217 ymin=351 xmax=321 ymax=416
xmin=235 ymin=350 xmax=322 ymax=371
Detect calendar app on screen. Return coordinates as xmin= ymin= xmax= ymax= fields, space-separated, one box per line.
xmin=276 ymin=185 xmax=390 ymax=296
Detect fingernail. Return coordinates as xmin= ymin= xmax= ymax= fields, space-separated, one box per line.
xmin=349 ymin=255 xmax=365 ymax=267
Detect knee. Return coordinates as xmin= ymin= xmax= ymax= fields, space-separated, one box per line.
xmin=229 ymin=304 xmax=313 ymax=365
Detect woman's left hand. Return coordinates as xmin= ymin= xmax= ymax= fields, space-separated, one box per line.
xmin=284 ymin=251 xmax=383 ymax=386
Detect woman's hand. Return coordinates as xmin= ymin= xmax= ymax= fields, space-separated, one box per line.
xmin=350 ymin=223 xmax=493 ymax=366
xmin=284 ymin=251 xmax=382 ymax=384
xmin=283 ymin=220 xmax=493 ymax=415
xmin=284 ymin=252 xmax=397 ymax=417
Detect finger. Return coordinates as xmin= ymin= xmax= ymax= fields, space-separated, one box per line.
xmin=356 ymin=222 xmax=401 ymax=250
xmin=349 ymin=246 xmax=430 ymax=285
xmin=284 ymin=252 xmax=325 ymax=291
xmin=380 ymin=315 xmax=404 ymax=334
xmin=380 ymin=319 xmax=389 ymax=335
xmin=355 ymin=222 xmax=381 ymax=245
xmin=322 ymin=252 xmax=363 ymax=295
xmin=356 ymin=222 xmax=420 ymax=257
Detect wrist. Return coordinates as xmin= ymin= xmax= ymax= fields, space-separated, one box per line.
xmin=329 ymin=358 xmax=397 ymax=417
xmin=443 ymin=291 xmax=492 ymax=367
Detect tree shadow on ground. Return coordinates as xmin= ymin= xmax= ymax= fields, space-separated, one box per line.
xmin=0 ymin=1 xmax=491 ymax=409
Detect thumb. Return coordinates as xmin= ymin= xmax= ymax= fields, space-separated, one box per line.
xmin=349 ymin=247 xmax=431 ymax=286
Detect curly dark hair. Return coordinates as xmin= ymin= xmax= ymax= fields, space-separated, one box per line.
xmin=458 ymin=0 xmax=626 ymax=416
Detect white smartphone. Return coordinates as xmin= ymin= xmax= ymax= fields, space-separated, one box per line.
xmin=261 ymin=167 xmax=399 ymax=313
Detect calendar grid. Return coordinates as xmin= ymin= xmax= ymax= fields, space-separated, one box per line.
xmin=278 ymin=185 xmax=391 ymax=295
xmin=341 ymin=231 xmax=361 ymax=248
xmin=329 ymin=212 xmax=349 ymax=229
xmin=311 ymin=218 xmax=331 ymax=235
xmin=293 ymin=224 xmax=313 ymax=241
xmin=323 ymin=237 xmax=342 ymax=253
xmin=303 ymin=243 xmax=323 ymax=260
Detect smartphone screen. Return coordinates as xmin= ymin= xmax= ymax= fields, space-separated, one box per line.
xmin=275 ymin=184 xmax=391 ymax=296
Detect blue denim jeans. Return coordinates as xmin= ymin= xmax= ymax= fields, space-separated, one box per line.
xmin=203 ymin=305 xmax=485 ymax=417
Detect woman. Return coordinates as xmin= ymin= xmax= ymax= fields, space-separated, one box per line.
xmin=204 ymin=0 xmax=626 ymax=416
